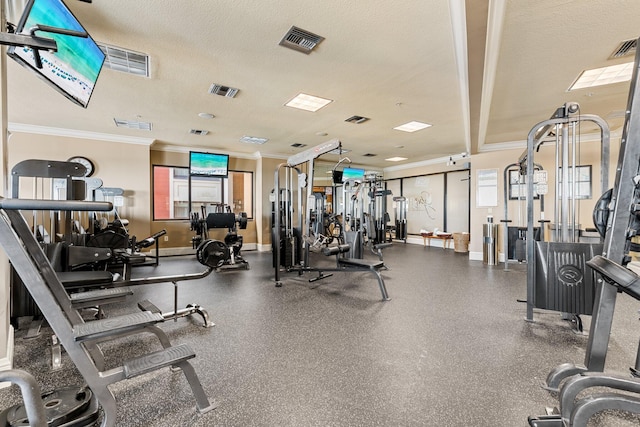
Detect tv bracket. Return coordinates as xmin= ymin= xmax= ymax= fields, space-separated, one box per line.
xmin=0 ymin=24 xmax=88 ymax=69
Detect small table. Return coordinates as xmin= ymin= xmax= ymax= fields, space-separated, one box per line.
xmin=421 ymin=232 xmax=453 ymax=249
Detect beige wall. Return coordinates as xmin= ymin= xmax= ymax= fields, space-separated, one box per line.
xmin=382 ymin=137 xmax=619 ymax=256
xmin=150 ymin=150 xmax=259 ymax=248
xmin=8 ymin=132 xmax=152 ymax=240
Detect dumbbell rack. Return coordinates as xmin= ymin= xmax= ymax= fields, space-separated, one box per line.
xmin=546 ymin=39 xmax=640 ymax=390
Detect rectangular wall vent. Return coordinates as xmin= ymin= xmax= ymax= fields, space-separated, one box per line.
xmin=189 ymin=129 xmax=209 ymax=135
xmin=291 ymin=143 xmax=307 ymax=148
xmin=345 ymin=115 xmax=370 ymax=124
xmin=114 ymin=118 xmax=152 ymax=130
xmin=279 ymin=26 xmax=324 ymax=54
xmin=209 ymin=84 xmax=239 ymax=98
xmin=99 ymin=44 xmax=149 ymax=77
xmin=611 ymin=39 xmax=637 ymax=59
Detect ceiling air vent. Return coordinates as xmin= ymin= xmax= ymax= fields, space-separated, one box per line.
xmin=362 ymin=153 xmax=377 ymax=157
xmin=291 ymin=143 xmax=307 ymax=148
xmin=279 ymin=26 xmax=324 ymax=54
xmin=114 ymin=118 xmax=152 ymax=130
xmin=610 ymin=39 xmax=637 ymax=59
xmin=99 ymin=44 xmax=149 ymax=77
xmin=208 ymin=84 xmax=239 ymax=98
xmin=240 ymin=135 xmax=268 ymax=144
xmin=345 ymin=115 xmax=370 ymax=124
xmin=189 ymin=129 xmax=209 ymax=136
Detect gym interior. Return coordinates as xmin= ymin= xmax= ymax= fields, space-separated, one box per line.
xmin=1 ymin=1 xmax=640 ymax=426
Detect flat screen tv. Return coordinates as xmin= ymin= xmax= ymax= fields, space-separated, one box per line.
xmin=189 ymin=152 xmax=230 ymax=177
xmin=7 ymin=0 xmax=105 ymax=108
xmin=342 ymin=167 xmax=365 ymax=182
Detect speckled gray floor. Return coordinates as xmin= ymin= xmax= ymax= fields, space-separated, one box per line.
xmin=2 ymin=244 xmax=640 ymax=426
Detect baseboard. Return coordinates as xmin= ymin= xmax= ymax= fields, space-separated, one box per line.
xmin=469 ymin=251 xmax=483 ymax=261
xmin=257 ymin=244 xmax=272 ymax=252
xmin=0 ymin=326 xmax=15 ymax=389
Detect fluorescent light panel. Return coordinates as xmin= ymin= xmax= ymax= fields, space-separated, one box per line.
xmin=285 ymin=93 xmax=333 ymax=112
xmin=393 ymin=121 xmax=432 ymax=132
xmin=240 ymin=135 xmax=269 ymax=144
xmin=569 ymin=62 xmax=634 ymax=91
xmin=385 ymin=156 xmax=407 ymax=162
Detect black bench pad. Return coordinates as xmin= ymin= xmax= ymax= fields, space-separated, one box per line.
xmin=338 ymin=258 xmax=384 ymax=269
xmin=123 ymin=343 xmax=195 ymax=378
xmin=58 ymin=271 xmax=114 ymax=289
xmin=73 ymin=311 xmax=163 ymax=342
xmin=70 ymin=286 xmax=133 ymax=304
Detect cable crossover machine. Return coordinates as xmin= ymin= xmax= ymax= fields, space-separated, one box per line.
xmin=272 ymin=139 xmax=390 ymax=300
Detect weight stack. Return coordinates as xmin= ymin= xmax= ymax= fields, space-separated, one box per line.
xmin=534 ymin=241 xmax=602 ymax=315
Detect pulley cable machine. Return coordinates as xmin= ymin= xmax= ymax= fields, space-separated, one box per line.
xmin=501 ymin=161 xmax=545 ymax=272
xmin=273 ymin=139 xmax=342 ymax=286
xmin=272 ymin=140 xmax=391 ymax=300
xmin=522 ymin=102 xmax=610 ymax=326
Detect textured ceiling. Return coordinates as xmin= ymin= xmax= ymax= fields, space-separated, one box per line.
xmin=4 ymin=0 xmax=640 ymax=168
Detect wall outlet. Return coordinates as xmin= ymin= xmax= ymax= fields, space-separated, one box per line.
xmin=164 ymin=236 xmax=169 ymax=242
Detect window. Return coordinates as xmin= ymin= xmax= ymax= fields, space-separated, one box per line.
xmin=558 ymin=165 xmax=592 ymax=200
xmin=508 ymin=170 xmax=541 ymax=200
xmin=153 ymin=165 xmax=254 ymax=220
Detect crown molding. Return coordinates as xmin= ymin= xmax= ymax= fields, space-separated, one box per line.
xmin=8 ymin=123 xmax=155 ymax=146
xmin=383 ymin=153 xmax=469 ymax=173
xmin=479 ymin=128 xmax=622 ymax=153
xmin=151 ymin=143 xmax=267 ymax=160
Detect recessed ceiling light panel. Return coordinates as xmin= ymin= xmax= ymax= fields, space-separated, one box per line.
xmin=114 ymin=118 xmax=152 ymax=130
xmin=568 ymin=62 xmax=634 ymax=91
xmin=240 ymin=135 xmax=269 ymax=144
xmin=393 ymin=121 xmax=432 ymax=132
xmin=385 ymin=156 xmax=408 ymax=162
xmin=285 ymin=93 xmax=333 ymax=112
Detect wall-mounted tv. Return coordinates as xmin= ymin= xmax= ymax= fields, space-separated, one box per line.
xmin=342 ymin=167 xmax=365 ymax=182
xmin=189 ymin=152 xmax=230 ymax=177
xmin=7 ymin=0 xmax=105 ymax=108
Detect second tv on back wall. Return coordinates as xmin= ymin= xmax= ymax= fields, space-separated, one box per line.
xmin=189 ymin=152 xmax=229 ymax=178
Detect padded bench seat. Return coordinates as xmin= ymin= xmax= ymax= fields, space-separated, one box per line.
xmin=338 ymin=258 xmax=384 ymax=269
xmin=57 ymin=271 xmax=114 ymax=289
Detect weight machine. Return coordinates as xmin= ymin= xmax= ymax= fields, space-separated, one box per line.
xmin=521 ymin=102 xmax=610 ymax=327
xmin=272 ymin=140 xmax=390 ymax=300
xmin=528 ymin=38 xmax=640 ymax=427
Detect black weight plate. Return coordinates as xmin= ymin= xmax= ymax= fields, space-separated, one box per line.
xmin=5 ymin=386 xmax=95 ymax=427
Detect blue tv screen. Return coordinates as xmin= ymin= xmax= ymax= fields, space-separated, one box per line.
xmin=8 ymin=0 xmax=105 ymax=108
xmin=342 ymin=167 xmax=365 ymax=181
xmin=189 ymin=152 xmax=229 ymax=177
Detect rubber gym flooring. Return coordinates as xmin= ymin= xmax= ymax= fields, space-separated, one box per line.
xmin=2 ymin=243 xmax=640 ymax=426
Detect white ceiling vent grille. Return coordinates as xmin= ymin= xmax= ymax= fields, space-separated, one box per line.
xmin=114 ymin=118 xmax=152 ymax=130
xmin=189 ymin=129 xmax=209 ymax=136
xmin=208 ymin=84 xmax=239 ymax=98
xmin=345 ymin=115 xmax=370 ymax=124
xmin=99 ymin=44 xmax=149 ymax=77
xmin=362 ymin=153 xmax=377 ymax=157
xmin=279 ymin=26 xmax=324 ymax=54
xmin=240 ymin=135 xmax=268 ymax=144
xmin=291 ymin=143 xmax=307 ymax=148
xmin=610 ymin=39 xmax=637 ymax=59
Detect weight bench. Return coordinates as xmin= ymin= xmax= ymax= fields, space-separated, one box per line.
xmin=312 ymin=244 xmax=390 ymax=301
xmin=0 ymin=198 xmax=215 ymax=427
